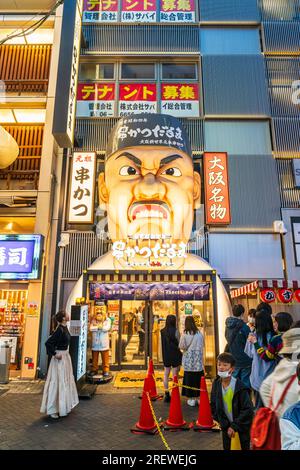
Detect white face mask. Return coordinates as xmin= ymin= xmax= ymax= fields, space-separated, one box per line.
xmin=218 ymin=370 xmax=232 ymax=379
xmin=248 ymin=317 xmax=255 ymax=324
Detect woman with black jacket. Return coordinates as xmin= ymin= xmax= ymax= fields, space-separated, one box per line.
xmin=40 ymin=311 xmax=79 ymax=419
xmin=160 ymin=314 xmax=182 ymax=402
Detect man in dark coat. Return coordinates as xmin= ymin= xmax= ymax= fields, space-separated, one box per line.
xmin=225 ymin=304 xmax=252 ymax=389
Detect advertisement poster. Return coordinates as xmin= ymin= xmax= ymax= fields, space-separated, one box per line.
xmin=83 ymin=0 xmax=118 ymax=22
xmin=68 ymin=152 xmax=97 ymax=224
xmin=119 ymin=83 xmax=157 ymax=116
xmin=160 ymin=0 xmax=196 ymax=22
xmin=76 ymin=83 xmax=115 ymax=117
xmin=161 ymin=83 xmax=199 ymax=117
xmin=203 ymin=152 xmax=231 ymax=225
xmin=121 ymin=0 xmax=157 ymax=22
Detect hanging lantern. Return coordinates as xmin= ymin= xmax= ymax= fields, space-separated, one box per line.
xmin=277 ymin=289 xmax=294 ymax=304
xmin=294 ymin=289 xmax=300 ymax=303
xmin=260 ymin=288 xmax=276 ymax=303
xmin=0 ymin=125 xmax=19 ymax=169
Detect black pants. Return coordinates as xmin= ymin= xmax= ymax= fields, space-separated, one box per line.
xmin=222 ymin=430 xmax=250 ymax=451
xmin=138 ymin=331 xmax=145 ymax=353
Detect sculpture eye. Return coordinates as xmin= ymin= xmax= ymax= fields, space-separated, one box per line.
xmin=162 ymin=167 xmax=182 ymax=177
xmin=119 ymin=166 xmax=139 ymax=176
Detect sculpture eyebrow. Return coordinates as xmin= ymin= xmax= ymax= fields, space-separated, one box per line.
xmin=116 ymin=152 xmax=142 ymax=168
xmin=159 ymin=154 xmax=183 ymax=168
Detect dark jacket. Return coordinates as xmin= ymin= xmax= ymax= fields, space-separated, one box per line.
xmin=210 ymin=376 xmax=254 ymax=434
xmin=160 ymin=326 xmax=182 ymax=367
xmin=225 ymin=317 xmax=252 ymax=368
xmin=45 ymin=325 xmax=71 ymax=356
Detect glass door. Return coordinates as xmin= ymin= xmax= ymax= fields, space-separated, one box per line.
xmin=150 ymin=300 xmax=177 ymax=367
xmin=120 ymin=300 xmax=147 ymax=369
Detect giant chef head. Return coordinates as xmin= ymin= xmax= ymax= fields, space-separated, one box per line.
xmin=98 ymin=114 xmax=200 ymax=263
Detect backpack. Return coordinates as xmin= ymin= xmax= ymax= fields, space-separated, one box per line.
xmin=250 ymin=374 xmax=297 ymax=450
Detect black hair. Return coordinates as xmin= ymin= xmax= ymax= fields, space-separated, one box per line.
xmin=274 ymin=312 xmax=294 ymax=333
xmin=248 ymin=309 xmax=256 ymax=318
xmin=53 ymin=310 xmax=67 ymax=329
xmin=257 ymin=302 xmax=272 ymax=315
xmin=255 ymin=309 xmax=275 ymax=346
xmin=297 ymin=362 xmax=300 ymax=381
xmin=165 ymin=314 xmax=176 ymax=330
xmin=217 ymin=353 xmax=236 ymax=367
xmin=184 ymin=316 xmax=198 ymax=335
xmin=232 ymin=304 xmax=245 ymax=317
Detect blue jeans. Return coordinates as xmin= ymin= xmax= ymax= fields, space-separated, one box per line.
xmin=232 ymin=366 xmax=251 ymax=390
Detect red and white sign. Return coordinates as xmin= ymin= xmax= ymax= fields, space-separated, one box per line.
xmin=119 ymin=83 xmax=157 ymax=116
xmin=294 ymin=289 xmax=300 ymax=303
xmin=203 ymin=153 xmax=231 ymax=225
xmin=76 ymin=83 xmax=115 ymax=117
xmin=260 ymin=289 xmax=276 ymax=303
xmin=68 ymin=152 xmax=97 ymax=224
xmin=277 ymin=289 xmax=294 ymax=304
xmin=121 ymin=0 xmax=156 ymax=22
xmin=160 ymin=0 xmax=196 ymax=22
xmin=161 ymin=83 xmax=199 ymax=117
xmin=83 ymin=0 xmax=118 ymax=22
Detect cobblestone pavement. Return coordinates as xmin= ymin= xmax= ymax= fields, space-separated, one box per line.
xmin=0 ymin=379 xmax=222 ymax=451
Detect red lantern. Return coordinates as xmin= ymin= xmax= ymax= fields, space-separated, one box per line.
xmin=260 ymin=289 xmax=276 ymax=303
xmin=294 ymin=289 xmax=300 ymax=303
xmin=277 ymin=289 xmax=294 ymax=304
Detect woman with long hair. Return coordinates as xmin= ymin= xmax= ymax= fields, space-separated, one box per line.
xmin=245 ymin=309 xmax=281 ymax=409
xmin=179 ymin=315 xmax=204 ymax=407
xmin=40 ymin=310 xmax=79 ymax=419
xmin=160 ymin=314 xmax=182 ymax=402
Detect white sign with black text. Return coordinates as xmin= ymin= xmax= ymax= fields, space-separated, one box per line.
xmin=68 ymin=152 xmax=96 ymax=224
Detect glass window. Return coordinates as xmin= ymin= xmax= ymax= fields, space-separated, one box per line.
xmin=79 ymin=63 xmax=97 ymax=80
xmin=204 ymin=121 xmax=272 ymax=155
xmin=98 ymin=63 xmax=114 ymax=79
xmin=121 ymin=63 xmax=155 ymax=79
xmin=162 ymin=63 xmax=197 ymax=79
xmin=201 ymin=28 xmax=261 ymax=55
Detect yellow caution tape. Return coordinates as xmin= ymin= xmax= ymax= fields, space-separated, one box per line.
xmin=146 ymin=391 xmax=171 ymax=451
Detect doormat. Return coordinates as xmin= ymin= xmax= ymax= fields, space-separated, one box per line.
xmin=114 ymin=371 xmax=183 ymax=388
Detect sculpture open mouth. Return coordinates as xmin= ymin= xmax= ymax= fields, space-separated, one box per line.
xmin=128 ymin=200 xmax=170 ymax=222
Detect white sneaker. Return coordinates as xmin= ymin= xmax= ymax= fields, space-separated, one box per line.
xmin=187 ymin=399 xmax=196 ymax=407
xmin=50 ymin=413 xmax=59 ymax=419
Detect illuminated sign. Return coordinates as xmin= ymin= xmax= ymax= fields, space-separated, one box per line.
xmin=119 ymin=83 xmax=157 ymax=116
xmin=68 ymin=152 xmax=97 ymax=224
xmin=161 ymin=83 xmax=199 ymax=117
xmin=160 ymin=0 xmax=196 ymax=23
xmin=0 ymin=234 xmax=43 ymax=280
xmin=76 ymin=83 xmax=115 ymax=117
xmin=83 ymin=0 xmax=118 ymax=22
xmin=203 ymin=152 xmax=231 ymax=225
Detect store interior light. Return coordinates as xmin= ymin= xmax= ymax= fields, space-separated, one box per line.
xmin=0 ymin=109 xmax=47 ymax=124
xmin=0 ymin=28 xmax=54 ymax=45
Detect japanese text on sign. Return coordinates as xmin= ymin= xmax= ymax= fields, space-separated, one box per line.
xmin=204 ymin=152 xmax=231 ymax=225
xmin=121 ymin=0 xmax=156 ymax=22
xmin=83 ymin=0 xmax=118 ymax=22
xmin=119 ymin=83 xmax=157 ymax=116
xmin=161 ymin=83 xmax=199 ymax=117
xmin=160 ymin=0 xmax=195 ymax=22
xmin=68 ymin=152 xmax=96 ymax=224
xmin=76 ymin=83 xmax=115 ymax=117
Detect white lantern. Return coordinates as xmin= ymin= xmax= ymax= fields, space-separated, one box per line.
xmin=0 ymin=126 xmax=19 ymax=169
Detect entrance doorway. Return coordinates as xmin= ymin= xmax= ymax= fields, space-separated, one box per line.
xmin=100 ymin=298 xmax=216 ymax=376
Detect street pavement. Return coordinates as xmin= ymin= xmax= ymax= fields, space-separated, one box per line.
xmin=0 ymin=380 xmax=222 ymax=451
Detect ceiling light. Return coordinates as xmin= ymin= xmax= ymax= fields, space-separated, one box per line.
xmin=13 ymin=109 xmax=46 ymax=123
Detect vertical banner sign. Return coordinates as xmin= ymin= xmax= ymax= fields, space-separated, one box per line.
xmin=161 ymin=83 xmax=199 ymax=117
xmin=119 ymin=83 xmax=157 ymax=116
xmin=83 ymin=0 xmax=118 ymax=22
xmin=68 ymin=152 xmax=96 ymax=224
xmin=53 ymin=0 xmax=83 ymax=148
xmin=121 ymin=0 xmax=157 ymax=22
xmin=204 ymin=152 xmax=231 ymax=225
xmin=160 ymin=0 xmax=196 ymax=22
xmin=76 ymin=83 xmax=115 ymax=117
xmin=292 ymin=159 xmax=300 ymax=188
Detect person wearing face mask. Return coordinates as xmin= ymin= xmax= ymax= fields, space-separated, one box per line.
xmin=247 ymin=309 xmax=256 ymax=332
xmin=210 ymin=352 xmax=254 ymax=450
xmin=260 ymin=326 xmax=300 ymax=419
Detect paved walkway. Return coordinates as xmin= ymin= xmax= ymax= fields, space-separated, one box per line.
xmin=0 ymin=378 xmax=222 ymax=451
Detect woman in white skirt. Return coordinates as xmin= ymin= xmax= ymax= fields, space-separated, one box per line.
xmin=40 ymin=311 xmax=79 ymax=419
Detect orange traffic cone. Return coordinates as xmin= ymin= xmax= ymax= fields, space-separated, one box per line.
xmin=163 ymin=376 xmax=190 ymax=431
xmin=131 ymin=376 xmax=160 ymax=435
xmin=193 ymin=376 xmax=220 ymax=432
xmin=139 ymin=358 xmax=163 ymax=401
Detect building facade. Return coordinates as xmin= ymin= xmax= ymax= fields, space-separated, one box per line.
xmin=0 ymin=0 xmax=64 ymax=379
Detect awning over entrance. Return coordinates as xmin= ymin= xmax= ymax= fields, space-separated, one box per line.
xmin=231 ymin=280 xmax=300 ymax=299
